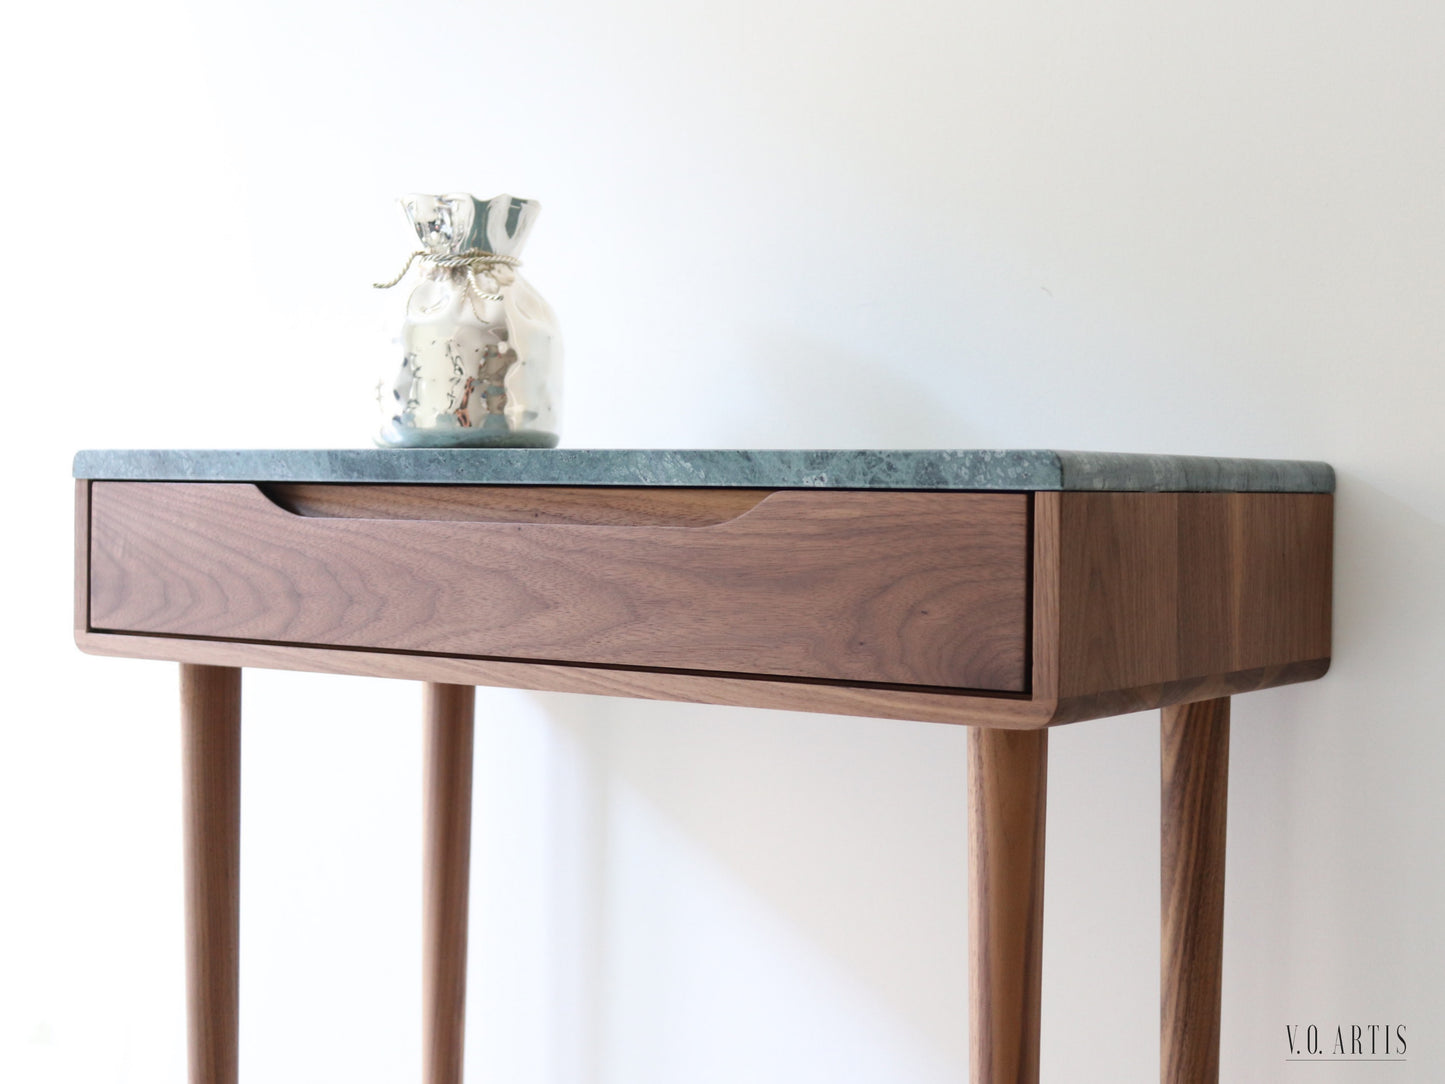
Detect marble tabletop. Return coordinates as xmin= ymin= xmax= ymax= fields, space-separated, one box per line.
xmin=72 ymin=449 xmax=1334 ymax=492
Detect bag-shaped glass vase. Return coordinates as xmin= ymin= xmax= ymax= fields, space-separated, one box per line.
xmin=376 ymin=193 xmax=562 ymax=447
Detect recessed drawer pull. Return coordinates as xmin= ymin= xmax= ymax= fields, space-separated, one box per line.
xmin=259 ymin=483 xmax=774 ymax=528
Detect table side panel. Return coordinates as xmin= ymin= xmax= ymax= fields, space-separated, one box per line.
xmin=87 ymin=482 xmax=1031 ymax=692
xmin=1029 ymin=491 xmax=1061 ymax=700
xmin=1054 ymin=492 xmax=1332 ymax=706
xmin=74 ymin=480 xmax=90 ymax=641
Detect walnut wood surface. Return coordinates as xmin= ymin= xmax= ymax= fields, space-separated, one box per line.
xmin=76 ymin=486 xmax=1334 ymax=727
xmin=74 ymin=634 xmax=1328 ymax=732
xmin=76 ymin=629 xmax=1055 ymax=727
xmin=423 ymin=685 xmax=475 ymax=1084
xmin=1030 ymin=492 xmax=1061 ymax=699
xmin=263 ymin=483 xmax=772 ymax=527
xmin=180 ymin=664 xmax=241 ymax=1084
xmin=74 ymin=480 xmax=89 ymax=638
xmin=1047 ymin=659 xmax=1328 ymax=725
xmin=88 ymin=482 xmax=1030 ymax=692
xmin=969 ymin=727 xmax=1047 ymax=1084
xmin=1049 ymin=492 xmax=1332 ymax=713
xmin=1161 ymin=697 xmax=1230 ymax=1083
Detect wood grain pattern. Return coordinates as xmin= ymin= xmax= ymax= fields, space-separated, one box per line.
xmin=423 ymin=684 xmax=475 ymax=1084
xmin=73 ymin=632 xmax=1327 ymax=731
xmin=1051 ymin=492 xmax=1332 ymax=711
xmin=1161 ymin=696 xmax=1230 ymax=1084
xmin=1029 ymin=492 xmax=1061 ymax=699
xmin=969 ymin=727 xmax=1048 ymax=1084
xmin=77 ymin=486 xmax=1333 ymax=728
xmin=76 ymin=629 xmax=1055 ymax=727
xmin=88 ymin=482 xmax=1030 ymax=691
xmin=1058 ymin=492 xmax=1179 ymax=697
xmin=74 ymin=480 xmax=89 ymax=639
xmin=263 ymin=483 xmax=772 ymax=527
xmin=1046 ymin=658 xmax=1329 ymax=725
xmin=180 ymin=664 xmax=241 ymax=1084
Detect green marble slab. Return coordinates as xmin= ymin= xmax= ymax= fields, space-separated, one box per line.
xmin=72 ymin=449 xmax=1334 ymax=492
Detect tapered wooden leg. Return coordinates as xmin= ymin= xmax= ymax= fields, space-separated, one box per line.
xmin=1161 ymin=697 xmax=1230 ymax=1084
xmin=969 ymin=727 xmax=1048 ymax=1084
xmin=424 ymin=684 xmax=476 ymax=1084
xmin=181 ymin=664 xmax=241 ymax=1084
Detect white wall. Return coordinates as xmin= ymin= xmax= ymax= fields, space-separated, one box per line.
xmin=3 ymin=0 xmax=1442 ymax=1080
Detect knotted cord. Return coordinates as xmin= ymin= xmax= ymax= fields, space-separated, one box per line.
xmin=373 ymin=249 xmax=521 ymax=320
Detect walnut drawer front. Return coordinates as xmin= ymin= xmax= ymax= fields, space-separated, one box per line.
xmin=87 ymin=482 xmax=1031 ymax=691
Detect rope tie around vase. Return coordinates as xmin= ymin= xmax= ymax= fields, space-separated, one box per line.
xmin=373 ymin=249 xmax=521 ymax=321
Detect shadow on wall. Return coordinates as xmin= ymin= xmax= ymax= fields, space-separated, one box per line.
xmin=1214 ymin=469 xmax=1445 ymax=1062
xmin=537 ymin=690 xmax=972 ymax=1080
xmin=523 ymin=336 xmax=986 ymax=1079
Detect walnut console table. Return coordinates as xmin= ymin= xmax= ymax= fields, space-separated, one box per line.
xmin=72 ymin=448 xmax=1334 ymax=1084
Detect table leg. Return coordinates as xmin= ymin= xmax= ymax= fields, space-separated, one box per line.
xmin=968 ymin=727 xmax=1048 ymax=1084
xmin=180 ymin=664 xmax=241 ymax=1084
xmin=1161 ymin=697 xmax=1230 ymax=1084
xmin=423 ymin=683 xmax=476 ymax=1084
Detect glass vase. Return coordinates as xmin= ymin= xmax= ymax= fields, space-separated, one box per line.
xmin=376 ymin=193 xmax=561 ymax=447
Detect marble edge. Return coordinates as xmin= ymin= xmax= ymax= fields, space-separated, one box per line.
xmin=1052 ymin=451 xmax=1335 ymax=493
xmin=71 ymin=449 xmax=1335 ymax=493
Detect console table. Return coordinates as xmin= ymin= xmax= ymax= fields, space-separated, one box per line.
xmin=72 ymin=449 xmax=1334 ymax=1084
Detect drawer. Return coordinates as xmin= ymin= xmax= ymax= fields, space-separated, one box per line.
xmin=86 ymin=482 xmax=1030 ymax=691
